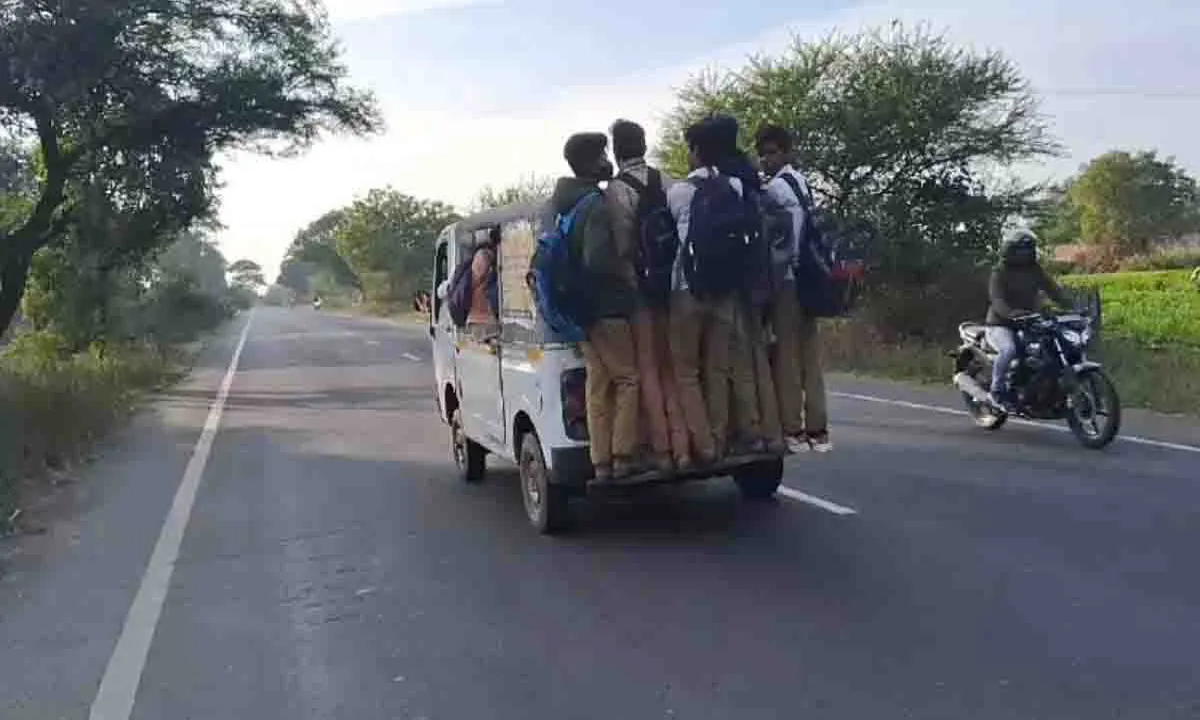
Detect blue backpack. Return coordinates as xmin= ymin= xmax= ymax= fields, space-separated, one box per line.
xmin=682 ymin=171 xmax=750 ymax=299
xmin=530 ymin=191 xmax=600 ymax=342
xmin=446 ymin=255 xmax=474 ymax=328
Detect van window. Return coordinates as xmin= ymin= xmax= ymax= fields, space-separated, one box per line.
xmin=433 ymin=239 xmax=448 ymax=321
xmin=498 ymin=217 xmax=536 ymax=320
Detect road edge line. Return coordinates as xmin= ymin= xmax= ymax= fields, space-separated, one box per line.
xmin=89 ymin=311 xmax=254 ymax=720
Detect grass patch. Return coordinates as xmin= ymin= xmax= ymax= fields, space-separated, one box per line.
xmin=1061 ymin=270 xmax=1200 ymax=348
xmin=0 ymin=332 xmax=183 ymax=533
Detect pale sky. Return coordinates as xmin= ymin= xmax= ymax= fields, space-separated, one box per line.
xmin=212 ymin=0 xmax=1200 ymax=280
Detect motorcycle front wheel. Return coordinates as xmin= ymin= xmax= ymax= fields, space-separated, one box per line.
xmin=1066 ymin=368 xmax=1121 ymax=449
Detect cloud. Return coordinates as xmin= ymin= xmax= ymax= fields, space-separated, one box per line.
xmin=214 ymin=0 xmax=1200 ymax=279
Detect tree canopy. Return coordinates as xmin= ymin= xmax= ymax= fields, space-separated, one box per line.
xmin=0 ymin=0 xmax=382 ymax=333
xmin=333 ymin=188 xmax=459 ymax=308
xmin=656 ymin=23 xmax=1059 ymax=286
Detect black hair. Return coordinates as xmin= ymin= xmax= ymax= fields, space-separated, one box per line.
xmin=609 ymin=119 xmax=646 ymax=162
xmin=563 ymin=132 xmax=609 ymax=177
xmin=709 ymin=114 xmax=740 ymax=154
xmin=754 ymin=123 xmax=794 ymax=154
xmin=684 ymin=120 xmax=721 ymax=167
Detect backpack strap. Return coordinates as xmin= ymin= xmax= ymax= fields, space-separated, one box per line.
xmin=779 ymin=171 xmax=811 ymax=211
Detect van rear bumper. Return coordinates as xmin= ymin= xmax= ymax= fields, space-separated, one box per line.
xmin=549 ymin=446 xmax=594 ymax=486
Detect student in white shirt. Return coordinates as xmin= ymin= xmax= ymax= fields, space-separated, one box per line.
xmin=755 ymin=123 xmax=831 ymax=453
xmin=663 ymin=119 xmax=746 ymax=464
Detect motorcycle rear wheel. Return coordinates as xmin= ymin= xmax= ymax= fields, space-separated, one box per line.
xmin=1066 ymin=368 xmax=1121 ymax=449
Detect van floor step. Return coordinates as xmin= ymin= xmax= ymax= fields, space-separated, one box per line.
xmin=588 ymin=452 xmax=783 ymax=487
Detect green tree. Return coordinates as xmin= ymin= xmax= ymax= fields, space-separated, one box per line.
xmin=0 ymin=0 xmax=382 ymax=334
xmin=1030 ymin=182 xmax=1081 ymax=247
xmin=334 ymin=188 xmax=459 ymax=307
xmin=277 ymin=208 xmax=361 ymax=295
xmin=470 ymin=174 xmax=554 ymax=212
xmin=1067 ymin=150 xmax=1200 ymax=254
xmin=656 ymin=23 xmax=1058 ymax=287
xmin=228 ymin=259 xmax=266 ymax=292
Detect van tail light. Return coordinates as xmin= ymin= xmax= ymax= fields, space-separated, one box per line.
xmin=560 ymin=368 xmax=589 ymax=441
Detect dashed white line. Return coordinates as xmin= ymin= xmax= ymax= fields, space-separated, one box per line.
xmin=89 ymin=312 xmax=253 ymax=720
xmin=830 ymin=391 xmax=1200 ymax=455
xmin=401 ymin=352 xmax=421 ymax=362
xmin=779 ymin=487 xmax=858 ymax=515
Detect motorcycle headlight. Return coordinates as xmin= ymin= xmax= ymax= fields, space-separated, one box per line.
xmin=1060 ymin=329 xmax=1083 ymax=346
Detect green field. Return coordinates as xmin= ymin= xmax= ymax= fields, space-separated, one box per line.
xmin=1062 ymin=270 xmax=1200 ymax=348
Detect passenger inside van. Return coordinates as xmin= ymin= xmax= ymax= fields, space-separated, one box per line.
xmin=465 ymin=228 xmax=500 ymax=340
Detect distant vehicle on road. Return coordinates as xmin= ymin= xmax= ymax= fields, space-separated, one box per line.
xmin=428 ymin=199 xmax=783 ymax=535
xmin=312 ymin=296 xmax=322 ymax=310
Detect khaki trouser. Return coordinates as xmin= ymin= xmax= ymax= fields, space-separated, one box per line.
xmin=772 ymin=283 xmax=828 ymax=434
xmin=580 ymin=317 xmax=640 ymax=468
xmin=632 ymin=306 xmax=690 ymax=464
xmin=667 ymin=292 xmax=737 ymax=460
xmin=739 ymin=304 xmax=783 ymax=444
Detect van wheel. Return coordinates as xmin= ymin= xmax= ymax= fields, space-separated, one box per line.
xmin=518 ymin=431 xmax=571 ymax=535
xmin=733 ymin=458 xmax=784 ymax=500
xmin=451 ymin=409 xmax=485 ymax=483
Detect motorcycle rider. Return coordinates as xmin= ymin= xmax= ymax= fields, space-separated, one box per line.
xmin=985 ymin=229 xmax=1072 ymax=409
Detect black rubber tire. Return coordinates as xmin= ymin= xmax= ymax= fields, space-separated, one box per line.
xmin=451 ymin=409 xmax=486 ymax=483
xmin=733 ymin=457 xmax=784 ymax=500
xmin=1066 ymin=369 xmax=1122 ymax=450
xmin=518 ymin=431 xmax=572 ymax=534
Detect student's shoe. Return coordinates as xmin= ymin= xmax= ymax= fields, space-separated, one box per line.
xmin=652 ymin=455 xmax=676 ymax=474
xmin=675 ymin=457 xmax=695 ymax=473
xmin=785 ymin=435 xmax=810 ymax=454
xmin=612 ymin=457 xmax=639 ymax=479
xmin=593 ymin=464 xmax=613 ymax=482
xmin=807 ymin=430 xmax=832 ymax=453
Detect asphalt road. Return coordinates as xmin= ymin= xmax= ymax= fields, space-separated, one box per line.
xmin=2 ymin=307 xmax=1199 ymax=720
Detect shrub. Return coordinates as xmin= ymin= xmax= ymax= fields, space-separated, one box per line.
xmin=1062 ymin=270 xmax=1200 ymax=347
xmin=0 ymin=331 xmax=177 ymax=532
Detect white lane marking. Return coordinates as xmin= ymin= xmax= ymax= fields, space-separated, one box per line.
xmin=401 ymin=352 xmax=421 ymax=362
xmin=89 ymin=313 xmax=254 ymax=720
xmin=365 ymin=339 xmax=381 ymax=346
xmin=830 ymin=391 xmax=1200 ymax=455
xmin=779 ymin=487 xmax=858 ymax=515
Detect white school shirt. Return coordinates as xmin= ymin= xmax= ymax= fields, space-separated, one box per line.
xmin=762 ymin=165 xmax=813 ymax=282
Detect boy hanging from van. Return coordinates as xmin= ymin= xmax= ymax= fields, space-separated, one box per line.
xmin=711 ymin=114 xmax=786 ymax=457
xmin=606 ymin=119 xmax=691 ymax=473
xmin=755 ymin=123 xmax=831 ymax=452
xmin=665 ymin=119 xmax=754 ymax=464
xmin=554 ymin=132 xmax=642 ymax=480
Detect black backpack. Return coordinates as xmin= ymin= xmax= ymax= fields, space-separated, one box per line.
xmin=779 ymin=172 xmax=863 ymax=317
xmin=683 ymin=172 xmax=750 ymax=299
xmin=616 ymin=168 xmax=678 ymax=307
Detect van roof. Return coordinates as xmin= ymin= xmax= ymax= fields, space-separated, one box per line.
xmin=455 ymin=195 xmax=551 ymax=234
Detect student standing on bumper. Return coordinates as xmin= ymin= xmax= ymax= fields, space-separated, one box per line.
xmin=606 ymin=119 xmax=690 ymax=473
xmin=755 ymin=124 xmax=831 ymax=452
xmin=711 ymin=114 xmax=785 ymax=456
xmin=665 ymin=121 xmax=741 ymax=463
xmin=556 ymin=132 xmax=642 ymax=480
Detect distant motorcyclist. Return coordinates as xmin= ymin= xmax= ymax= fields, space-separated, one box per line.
xmin=312 ymin=294 xmax=322 ymax=310
xmin=985 ymin=229 xmax=1071 ymax=409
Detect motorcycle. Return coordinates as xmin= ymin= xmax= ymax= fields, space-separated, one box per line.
xmin=950 ymin=309 xmax=1121 ymax=449
xmin=312 ymin=297 xmax=322 ymax=310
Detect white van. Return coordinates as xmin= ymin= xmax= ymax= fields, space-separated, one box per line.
xmin=429 ymin=198 xmax=784 ymax=535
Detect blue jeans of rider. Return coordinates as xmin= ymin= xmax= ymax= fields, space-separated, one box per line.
xmin=985 ymin=326 xmax=1018 ymax=395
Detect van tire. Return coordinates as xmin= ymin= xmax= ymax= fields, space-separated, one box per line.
xmin=518 ymin=431 xmax=571 ymax=535
xmin=451 ymin=409 xmax=485 ymax=483
xmin=733 ymin=458 xmax=784 ymax=500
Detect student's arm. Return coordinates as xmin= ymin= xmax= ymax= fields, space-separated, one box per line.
xmin=764 ymin=176 xmax=806 ymax=262
xmin=988 ymin=268 xmax=1017 ymax=319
